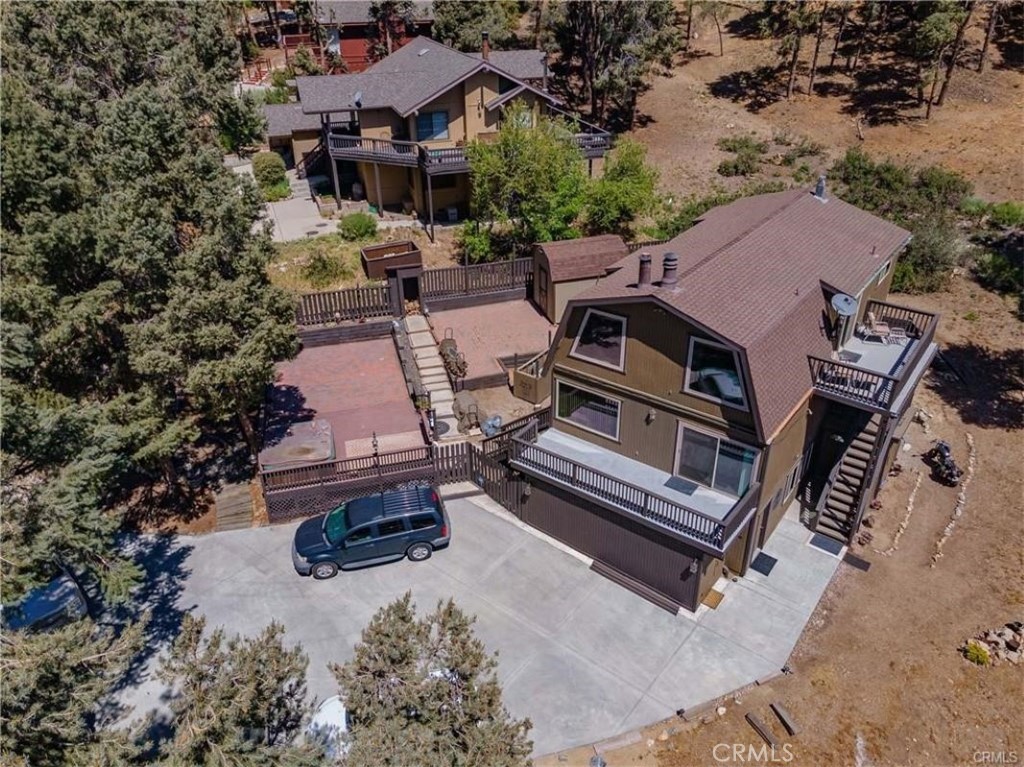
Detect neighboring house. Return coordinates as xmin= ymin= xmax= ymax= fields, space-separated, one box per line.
xmin=316 ymin=0 xmax=434 ymax=73
xmin=507 ymin=183 xmax=938 ymax=612
xmin=264 ymin=102 xmax=329 ymax=168
xmin=292 ymin=36 xmax=610 ymax=230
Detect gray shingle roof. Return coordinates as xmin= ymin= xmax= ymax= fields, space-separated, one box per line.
xmin=297 ymin=37 xmax=554 ymax=117
xmin=315 ymin=1 xmax=433 ymax=26
xmin=469 ymin=50 xmax=547 ymax=81
xmin=568 ymin=188 xmax=912 ymax=438
xmin=263 ymin=103 xmax=324 ymax=138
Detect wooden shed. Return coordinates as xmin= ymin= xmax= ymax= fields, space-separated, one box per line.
xmin=532 ymin=235 xmax=629 ymax=322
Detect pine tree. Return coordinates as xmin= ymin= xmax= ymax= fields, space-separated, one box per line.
xmin=433 ymin=0 xmax=521 ymax=51
xmin=156 ymin=615 xmax=320 ymax=766
xmin=334 ymin=593 xmax=533 ymax=766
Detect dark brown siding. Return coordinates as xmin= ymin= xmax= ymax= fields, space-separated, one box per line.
xmin=521 ymin=479 xmax=709 ymax=611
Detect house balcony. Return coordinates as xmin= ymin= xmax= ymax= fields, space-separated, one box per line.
xmin=809 ymin=299 xmax=939 ymax=414
xmin=508 ymin=422 xmax=759 ymax=557
xmin=325 ymin=131 xmax=612 ymax=174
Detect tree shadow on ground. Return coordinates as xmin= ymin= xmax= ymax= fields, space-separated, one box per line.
xmin=723 ymin=8 xmax=771 ymax=41
xmin=927 ymin=343 xmax=1024 ymax=430
xmin=840 ymin=61 xmax=921 ymax=125
xmin=709 ymin=65 xmax=784 ymax=112
xmin=96 ymin=534 xmax=193 ymax=727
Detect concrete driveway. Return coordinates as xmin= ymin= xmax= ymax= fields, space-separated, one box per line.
xmin=118 ymin=487 xmax=839 ymax=756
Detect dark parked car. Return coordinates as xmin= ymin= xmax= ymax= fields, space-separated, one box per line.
xmin=1 ymin=574 xmax=89 ymax=633
xmin=292 ymin=485 xmax=450 ymax=579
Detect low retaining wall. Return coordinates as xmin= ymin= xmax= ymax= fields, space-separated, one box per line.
xmin=297 ymin=319 xmax=393 ymax=347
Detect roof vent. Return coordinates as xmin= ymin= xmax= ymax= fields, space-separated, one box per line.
xmin=353 ymin=90 xmax=362 ymax=108
xmin=660 ymin=252 xmax=679 ymax=288
xmin=637 ymin=252 xmax=652 ymax=287
xmin=418 ymin=48 xmax=429 ymax=56
xmin=813 ymin=174 xmax=828 ymax=202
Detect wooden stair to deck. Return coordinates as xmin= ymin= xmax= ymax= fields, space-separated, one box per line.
xmin=815 ymin=412 xmax=882 ymax=543
xmin=214 ymin=481 xmax=255 ymax=532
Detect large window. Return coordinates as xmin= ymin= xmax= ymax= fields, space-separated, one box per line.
xmin=416 ymin=111 xmax=449 ymax=141
xmin=685 ymin=337 xmax=747 ymax=409
xmin=555 ymin=381 xmax=620 ymax=440
xmin=569 ymin=309 xmax=627 ymax=371
xmin=676 ymin=424 xmax=757 ymax=497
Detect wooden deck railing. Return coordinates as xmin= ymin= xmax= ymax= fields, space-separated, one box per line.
xmin=326 ymin=134 xmax=420 ymax=166
xmin=508 ymin=420 xmax=758 ymax=554
xmin=481 ymin=406 xmax=552 ymax=456
xmin=260 ymin=445 xmax=434 ymax=491
xmin=811 ymin=300 xmax=938 ymax=412
xmin=296 ymin=285 xmax=392 ymax=327
xmin=421 ymin=258 xmax=532 ymax=299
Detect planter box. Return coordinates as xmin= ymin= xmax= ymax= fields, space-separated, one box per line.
xmin=360 ymin=240 xmax=423 ymax=280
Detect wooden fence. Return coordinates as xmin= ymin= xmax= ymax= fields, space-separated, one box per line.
xmin=296 ymin=285 xmax=392 ymax=327
xmin=627 ymin=239 xmax=669 ymax=253
xmin=421 ymin=258 xmax=532 ymax=300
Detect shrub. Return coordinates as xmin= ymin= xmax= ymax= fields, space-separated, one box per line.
xmin=718 ymin=149 xmax=761 ymax=177
xmin=782 ymin=137 xmax=825 ymax=167
xmin=793 ymin=162 xmax=813 ymax=184
xmin=717 ymin=135 xmax=768 ymax=154
xmin=960 ymin=197 xmax=991 ymax=221
xmin=892 ymin=215 xmax=960 ymax=293
xmin=989 ymin=201 xmax=1024 ymax=229
xmin=582 ymin=139 xmax=659 ymax=237
xmin=252 ymin=151 xmax=287 ymax=191
xmin=456 ymin=223 xmax=494 ymax=263
xmin=338 ymin=212 xmax=377 ymax=241
xmin=963 ymin=640 xmax=991 ymax=666
xmin=302 ymin=244 xmax=353 ymax=288
xmin=262 ymin=180 xmax=291 ymax=202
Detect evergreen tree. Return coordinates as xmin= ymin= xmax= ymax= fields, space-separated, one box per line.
xmin=367 ymin=1 xmax=416 ymax=61
xmin=1 ymin=1 xmax=296 ymax=595
xmin=549 ymin=0 xmax=681 ymax=127
xmin=334 ymin=593 xmax=532 ymax=766
xmin=0 ymin=618 xmax=146 ymax=766
xmin=156 ymin=615 xmax=319 ymax=766
xmin=433 ymin=0 xmax=521 ymax=51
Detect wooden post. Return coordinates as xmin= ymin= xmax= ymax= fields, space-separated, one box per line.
xmin=373 ymin=162 xmax=383 ymax=217
xmin=426 ymin=172 xmax=435 ymax=242
xmin=325 ymin=115 xmax=342 ymax=205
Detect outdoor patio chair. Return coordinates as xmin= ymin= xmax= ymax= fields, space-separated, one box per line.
xmin=862 ymin=311 xmax=891 ymax=344
xmin=888 ymin=326 xmax=909 ymax=345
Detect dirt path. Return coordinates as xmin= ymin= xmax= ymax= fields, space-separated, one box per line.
xmin=632 ymin=14 xmax=1024 ymax=201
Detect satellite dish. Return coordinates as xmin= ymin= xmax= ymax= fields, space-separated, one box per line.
xmin=831 ymin=293 xmax=858 ymax=317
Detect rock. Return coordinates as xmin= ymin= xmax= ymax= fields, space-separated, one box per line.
xmin=702 ymin=716 xmax=715 ymax=725
xmin=863 ymin=515 xmax=876 ymax=528
xmin=857 ymin=531 xmax=874 ymax=545
xmin=717 ymin=706 xmax=727 ymax=716
xmin=1006 ymin=638 xmax=1021 ymax=653
xmin=647 ymin=739 xmax=656 ymax=748
xmin=999 ymin=628 xmax=1016 ymax=641
xmin=1006 ymin=651 xmax=1021 ymax=665
xmin=657 ymin=730 xmax=670 ymax=742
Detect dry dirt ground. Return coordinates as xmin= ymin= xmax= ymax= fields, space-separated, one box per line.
xmin=634 ymin=9 xmax=1024 ymax=202
xmin=537 ymin=275 xmax=1022 ymax=767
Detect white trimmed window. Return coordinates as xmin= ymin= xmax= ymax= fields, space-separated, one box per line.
xmin=675 ymin=424 xmax=758 ymax=497
xmin=569 ymin=308 xmax=627 ymax=371
xmin=684 ymin=337 xmax=747 ymax=409
xmin=555 ymin=380 xmax=620 ymax=440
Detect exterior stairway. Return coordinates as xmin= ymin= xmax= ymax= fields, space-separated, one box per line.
xmin=403 ymin=315 xmax=459 ymax=440
xmin=815 ymin=412 xmax=883 ymax=543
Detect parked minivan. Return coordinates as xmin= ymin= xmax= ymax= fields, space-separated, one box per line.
xmin=292 ymin=485 xmax=450 ymax=579
xmin=1 ymin=574 xmax=89 ymax=633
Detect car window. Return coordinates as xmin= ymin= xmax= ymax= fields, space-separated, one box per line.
xmin=410 ymin=514 xmax=436 ymax=531
xmin=377 ymin=519 xmax=406 ymax=537
xmin=345 ymin=528 xmax=372 ymax=545
xmin=324 ymin=504 xmax=350 ymax=546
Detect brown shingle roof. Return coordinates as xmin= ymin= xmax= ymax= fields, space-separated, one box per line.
xmin=537 ymin=235 xmax=630 ymax=282
xmin=570 ymin=188 xmax=912 ymax=438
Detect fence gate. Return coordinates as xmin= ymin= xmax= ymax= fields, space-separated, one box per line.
xmin=468 ymin=444 xmax=522 ymax=518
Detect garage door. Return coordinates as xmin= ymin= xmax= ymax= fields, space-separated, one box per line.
xmin=521 ymin=480 xmax=702 ymax=611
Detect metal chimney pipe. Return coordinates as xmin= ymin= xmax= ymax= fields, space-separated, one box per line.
xmin=638 ymin=251 xmax=652 ymax=286
xmin=660 ymin=252 xmax=679 ymax=288
xmin=481 ymin=31 xmax=490 ymax=61
xmin=814 ymin=174 xmax=827 ymax=201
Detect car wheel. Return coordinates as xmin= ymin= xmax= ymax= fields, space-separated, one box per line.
xmin=312 ymin=562 xmax=339 ymax=580
xmin=407 ymin=542 xmax=432 ymax=562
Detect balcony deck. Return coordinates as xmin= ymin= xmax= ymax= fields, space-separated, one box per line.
xmin=509 ymin=422 xmax=759 ymax=557
xmin=810 ymin=299 xmax=939 ymax=413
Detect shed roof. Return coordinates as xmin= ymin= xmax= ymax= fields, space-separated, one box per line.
xmin=537 ymin=235 xmax=630 ymax=282
xmin=566 ymin=188 xmax=912 ymax=438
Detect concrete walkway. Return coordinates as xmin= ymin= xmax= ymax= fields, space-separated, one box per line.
xmin=404 ymin=314 xmax=460 ymax=439
xmin=115 ymin=494 xmax=839 ymax=757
